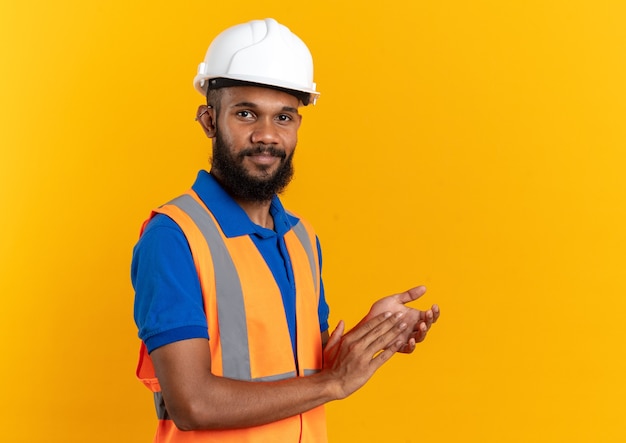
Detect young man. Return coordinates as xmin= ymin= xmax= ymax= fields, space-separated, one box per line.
xmin=132 ymin=18 xmax=440 ymax=442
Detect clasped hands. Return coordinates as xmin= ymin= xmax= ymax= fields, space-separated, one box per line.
xmin=321 ymin=286 xmax=439 ymax=399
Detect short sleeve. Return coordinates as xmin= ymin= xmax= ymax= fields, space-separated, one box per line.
xmin=131 ymin=214 xmax=209 ymax=353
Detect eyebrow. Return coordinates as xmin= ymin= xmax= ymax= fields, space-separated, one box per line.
xmin=233 ymin=102 xmax=299 ymax=114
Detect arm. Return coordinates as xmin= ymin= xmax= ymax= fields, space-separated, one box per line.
xmin=151 ymin=311 xmax=408 ymax=431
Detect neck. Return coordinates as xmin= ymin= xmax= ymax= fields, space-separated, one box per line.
xmin=236 ymin=198 xmax=274 ymax=230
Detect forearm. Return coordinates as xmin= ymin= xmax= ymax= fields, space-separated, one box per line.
xmin=154 ymin=312 xmax=408 ymax=432
xmin=166 ymin=371 xmax=338 ymax=431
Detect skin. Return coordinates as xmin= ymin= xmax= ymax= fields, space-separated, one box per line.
xmin=152 ymin=311 xmax=409 ymax=430
xmin=196 ymin=86 xmax=301 ymax=229
xmin=363 ymin=286 xmax=440 ymax=353
xmin=150 ymin=85 xmax=440 ymax=431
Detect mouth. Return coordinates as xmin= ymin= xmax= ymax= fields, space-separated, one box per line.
xmin=248 ymin=153 xmax=279 ymax=166
xmin=240 ymin=146 xmax=287 ymax=160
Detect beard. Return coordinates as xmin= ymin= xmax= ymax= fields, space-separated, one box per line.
xmin=210 ymin=131 xmax=295 ymax=202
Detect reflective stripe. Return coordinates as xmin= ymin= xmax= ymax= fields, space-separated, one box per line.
xmin=291 ymin=221 xmax=318 ymax=295
xmin=252 ymin=368 xmax=319 ymax=381
xmin=252 ymin=370 xmax=297 ymax=382
xmin=168 ymin=194 xmax=251 ymax=381
xmin=154 ymin=391 xmax=169 ymax=420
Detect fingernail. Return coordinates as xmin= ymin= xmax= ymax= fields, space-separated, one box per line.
xmin=394 ymin=312 xmax=404 ymax=319
xmin=399 ymin=322 xmax=408 ymax=330
xmin=384 ymin=312 xmax=392 ymax=318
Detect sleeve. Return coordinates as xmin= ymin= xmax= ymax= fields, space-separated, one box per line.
xmin=131 ymin=213 xmax=209 ymax=353
xmin=316 ymin=236 xmax=330 ymax=332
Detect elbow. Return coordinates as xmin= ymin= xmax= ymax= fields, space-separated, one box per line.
xmin=169 ymin=399 xmax=221 ymax=431
xmin=173 ymin=420 xmax=195 ymax=432
xmin=172 ymin=414 xmax=199 ymax=432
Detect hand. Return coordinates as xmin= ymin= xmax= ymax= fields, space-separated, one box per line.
xmin=322 ymin=311 xmax=408 ymax=400
xmin=363 ymin=286 xmax=440 ymax=353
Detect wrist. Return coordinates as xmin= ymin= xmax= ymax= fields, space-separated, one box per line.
xmin=314 ymin=368 xmax=346 ymax=402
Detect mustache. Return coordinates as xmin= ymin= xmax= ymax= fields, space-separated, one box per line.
xmin=238 ymin=145 xmax=287 ymax=159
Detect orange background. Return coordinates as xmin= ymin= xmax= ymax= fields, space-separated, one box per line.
xmin=1 ymin=1 xmax=625 ymax=442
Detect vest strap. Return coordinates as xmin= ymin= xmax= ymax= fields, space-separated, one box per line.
xmin=167 ymin=194 xmax=252 ymax=380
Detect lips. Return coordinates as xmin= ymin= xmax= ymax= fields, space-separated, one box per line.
xmin=245 ymin=152 xmax=281 ymax=166
xmin=239 ymin=146 xmax=287 ymax=159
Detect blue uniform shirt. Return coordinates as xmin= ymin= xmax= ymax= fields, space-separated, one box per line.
xmin=132 ymin=170 xmax=330 ymax=355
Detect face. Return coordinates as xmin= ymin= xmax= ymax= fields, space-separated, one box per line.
xmin=201 ymin=86 xmax=302 ymax=202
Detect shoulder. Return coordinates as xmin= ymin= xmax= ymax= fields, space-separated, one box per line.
xmin=143 ymin=212 xmax=184 ymax=232
xmin=136 ymin=213 xmax=189 ymax=252
xmin=132 ymin=213 xmax=194 ymax=282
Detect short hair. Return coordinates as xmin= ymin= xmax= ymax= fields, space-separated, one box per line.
xmin=206 ymin=87 xmax=225 ymax=123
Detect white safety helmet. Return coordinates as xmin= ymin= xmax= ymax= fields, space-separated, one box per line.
xmin=193 ymin=18 xmax=319 ymax=106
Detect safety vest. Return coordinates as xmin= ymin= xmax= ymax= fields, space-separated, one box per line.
xmin=136 ymin=190 xmax=328 ymax=442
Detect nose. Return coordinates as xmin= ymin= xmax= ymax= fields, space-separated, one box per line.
xmin=251 ymin=117 xmax=280 ymax=145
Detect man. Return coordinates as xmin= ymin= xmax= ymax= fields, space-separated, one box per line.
xmin=132 ymin=18 xmax=440 ymax=442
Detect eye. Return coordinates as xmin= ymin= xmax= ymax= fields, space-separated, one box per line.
xmin=235 ymin=109 xmax=257 ymax=122
xmin=276 ymin=114 xmax=292 ymax=122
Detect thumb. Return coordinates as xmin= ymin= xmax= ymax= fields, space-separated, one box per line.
xmin=395 ymin=286 xmax=427 ymax=305
xmin=325 ymin=320 xmax=345 ymax=351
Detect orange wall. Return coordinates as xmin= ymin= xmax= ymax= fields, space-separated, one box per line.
xmin=2 ymin=1 xmax=625 ymax=442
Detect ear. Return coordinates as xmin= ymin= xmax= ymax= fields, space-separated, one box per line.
xmin=196 ymin=105 xmax=216 ymax=138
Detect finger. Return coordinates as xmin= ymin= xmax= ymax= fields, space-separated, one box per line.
xmin=431 ymin=304 xmax=441 ymax=323
xmin=350 ymin=311 xmax=395 ymax=342
xmin=394 ymin=286 xmax=427 ymax=305
xmin=424 ymin=309 xmax=434 ymax=329
xmin=365 ymin=314 xmax=408 ymax=353
xmin=421 ymin=305 xmax=440 ymax=329
xmin=370 ymin=339 xmax=404 ymax=370
xmin=414 ymin=321 xmax=429 ymax=343
xmin=326 ymin=320 xmax=345 ymax=351
xmin=398 ymin=337 xmax=417 ymax=354
xmin=407 ymin=337 xmax=416 ymax=353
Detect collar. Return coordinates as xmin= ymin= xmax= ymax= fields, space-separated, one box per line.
xmin=191 ymin=170 xmax=299 ymax=239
